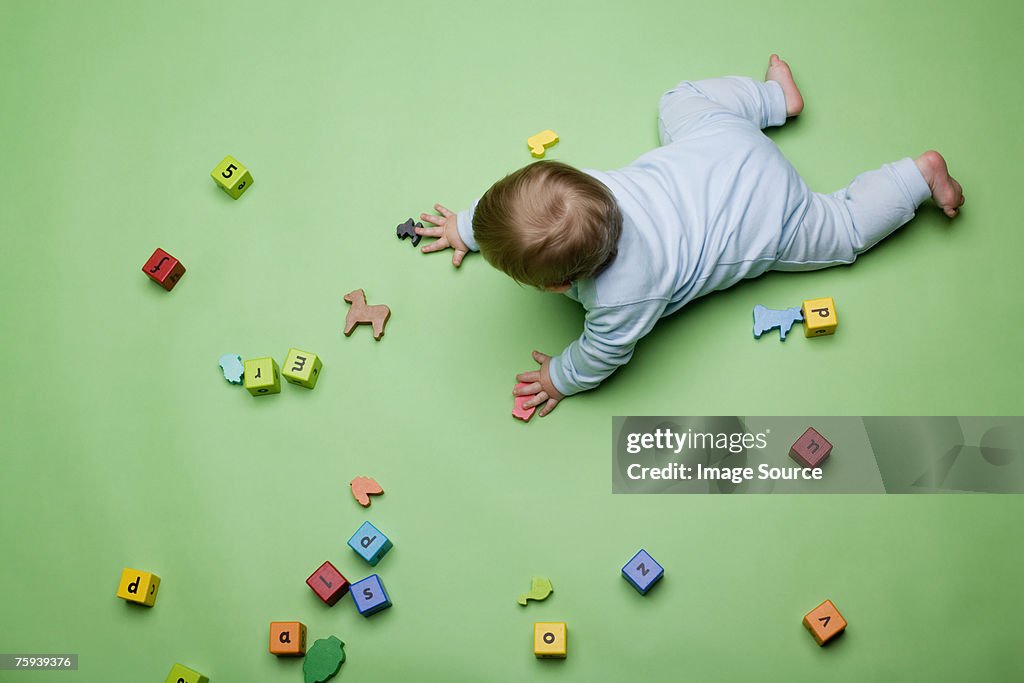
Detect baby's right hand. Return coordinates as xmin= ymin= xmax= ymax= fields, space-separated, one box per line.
xmin=418 ymin=203 xmax=470 ymax=267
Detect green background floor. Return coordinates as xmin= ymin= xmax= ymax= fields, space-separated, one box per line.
xmin=1 ymin=1 xmax=1022 ymax=681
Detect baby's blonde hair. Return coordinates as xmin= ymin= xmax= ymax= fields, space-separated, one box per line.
xmin=473 ymin=161 xmax=622 ymax=288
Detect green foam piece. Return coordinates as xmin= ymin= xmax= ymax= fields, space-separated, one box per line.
xmin=303 ymin=636 xmax=345 ymax=683
xmin=517 ymin=576 xmax=553 ymax=605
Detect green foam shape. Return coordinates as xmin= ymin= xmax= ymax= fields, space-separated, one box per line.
xmin=303 ymin=635 xmax=346 ymax=683
xmin=517 ymin=576 xmax=553 ymax=605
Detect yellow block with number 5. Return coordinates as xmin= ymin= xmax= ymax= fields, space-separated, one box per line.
xmin=244 ymin=357 xmax=281 ymax=396
xmin=166 ymin=663 xmax=209 ymax=683
xmin=802 ymin=297 xmax=838 ymax=337
xmin=116 ymin=568 xmax=160 ymax=607
xmin=282 ymin=348 xmax=322 ymax=389
xmin=211 ymin=155 xmax=253 ymax=199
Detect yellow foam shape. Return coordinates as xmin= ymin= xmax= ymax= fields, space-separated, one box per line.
xmin=527 ymin=130 xmax=559 ymax=158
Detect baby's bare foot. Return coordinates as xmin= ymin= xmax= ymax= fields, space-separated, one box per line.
xmin=915 ymin=150 xmax=965 ymax=218
xmin=765 ymin=54 xmax=803 ymax=117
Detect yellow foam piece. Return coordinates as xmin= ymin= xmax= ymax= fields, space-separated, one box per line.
xmin=527 ymin=130 xmax=559 ymax=158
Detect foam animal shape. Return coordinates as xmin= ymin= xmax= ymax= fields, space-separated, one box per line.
xmin=218 ymin=354 xmax=244 ymax=384
xmin=396 ymin=217 xmax=423 ymax=247
xmin=753 ymin=305 xmax=804 ymax=341
xmin=303 ymin=636 xmax=345 ymax=683
xmin=517 ymin=576 xmax=554 ymax=605
xmin=350 ymin=476 xmax=384 ymax=507
xmin=513 ymin=382 xmax=536 ymax=422
xmin=527 ymin=130 xmax=559 ymax=158
xmin=343 ymin=289 xmax=391 ymax=341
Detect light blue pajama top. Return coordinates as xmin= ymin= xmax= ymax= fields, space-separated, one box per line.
xmin=456 ymin=77 xmax=810 ymax=396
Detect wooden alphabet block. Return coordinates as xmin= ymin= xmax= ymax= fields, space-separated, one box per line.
xmin=282 ymin=348 xmax=322 ymax=389
xmin=803 ymin=599 xmax=847 ymax=646
xmin=142 ymin=248 xmax=186 ymax=291
xmin=790 ymin=427 xmax=833 ymax=468
xmin=165 ymin=663 xmax=208 ymax=683
xmin=802 ymin=297 xmax=838 ymax=337
xmin=621 ymin=549 xmax=663 ymax=595
xmin=351 ymin=574 xmax=392 ymax=617
xmin=270 ymin=621 xmax=307 ymax=656
xmin=211 ymin=155 xmax=253 ymax=199
xmin=306 ymin=561 xmax=349 ymax=606
xmin=533 ymin=622 xmax=567 ymax=658
xmin=244 ymin=357 xmax=281 ymax=396
xmin=347 ymin=521 xmax=392 ymax=566
xmin=116 ymin=567 xmax=160 ymax=607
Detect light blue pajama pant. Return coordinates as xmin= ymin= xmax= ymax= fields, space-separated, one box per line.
xmin=658 ymin=77 xmax=932 ymax=272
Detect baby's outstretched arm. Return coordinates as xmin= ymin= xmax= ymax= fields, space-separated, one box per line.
xmin=513 ymin=299 xmax=668 ymax=416
xmin=416 ymin=203 xmax=470 ymax=267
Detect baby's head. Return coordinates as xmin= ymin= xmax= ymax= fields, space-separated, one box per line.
xmin=473 ymin=161 xmax=622 ymax=289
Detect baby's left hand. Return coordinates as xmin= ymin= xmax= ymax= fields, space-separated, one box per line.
xmin=514 ymin=350 xmax=566 ymax=417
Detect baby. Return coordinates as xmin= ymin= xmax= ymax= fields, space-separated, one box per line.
xmin=416 ymin=55 xmax=964 ymax=417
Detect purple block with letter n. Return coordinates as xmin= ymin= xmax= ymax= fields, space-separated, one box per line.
xmin=351 ymin=574 xmax=392 ymax=616
xmin=622 ymin=549 xmax=664 ymax=594
xmin=790 ymin=427 xmax=833 ymax=468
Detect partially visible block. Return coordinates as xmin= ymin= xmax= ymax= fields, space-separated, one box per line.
xmin=116 ymin=568 xmax=161 ymax=607
xmin=790 ymin=427 xmax=833 ymax=468
xmin=166 ymin=663 xmax=208 ymax=683
xmin=803 ymin=599 xmax=847 ymax=646
xmin=621 ymin=549 xmax=664 ymax=595
xmin=142 ymin=248 xmax=186 ymax=291
xmin=269 ymin=621 xmax=307 ymax=656
xmin=533 ymin=622 xmax=567 ymax=658
xmin=351 ymin=574 xmax=392 ymax=617
xmin=244 ymin=357 xmax=281 ymax=396
xmin=802 ymin=297 xmax=838 ymax=337
xmin=306 ymin=561 xmax=349 ymax=606
xmin=211 ymin=155 xmax=253 ymax=199
xmin=282 ymin=348 xmax=322 ymax=389
xmin=347 ymin=521 xmax=392 ymax=566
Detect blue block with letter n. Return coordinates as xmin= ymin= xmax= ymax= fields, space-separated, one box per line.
xmin=347 ymin=521 xmax=393 ymax=566
xmin=351 ymin=574 xmax=392 ymax=616
xmin=622 ymin=549 xmax=664 ymax=594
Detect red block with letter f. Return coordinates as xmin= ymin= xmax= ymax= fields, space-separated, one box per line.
xmin=142 ymin=248 xmax=186 ymax=291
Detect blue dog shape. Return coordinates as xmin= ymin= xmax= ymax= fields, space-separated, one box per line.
xmin=753 ymin=305 xmax=803 ymax=341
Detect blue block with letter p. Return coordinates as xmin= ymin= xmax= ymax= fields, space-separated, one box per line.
xmin=347 ymin=521 xmax=393 ymax=566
